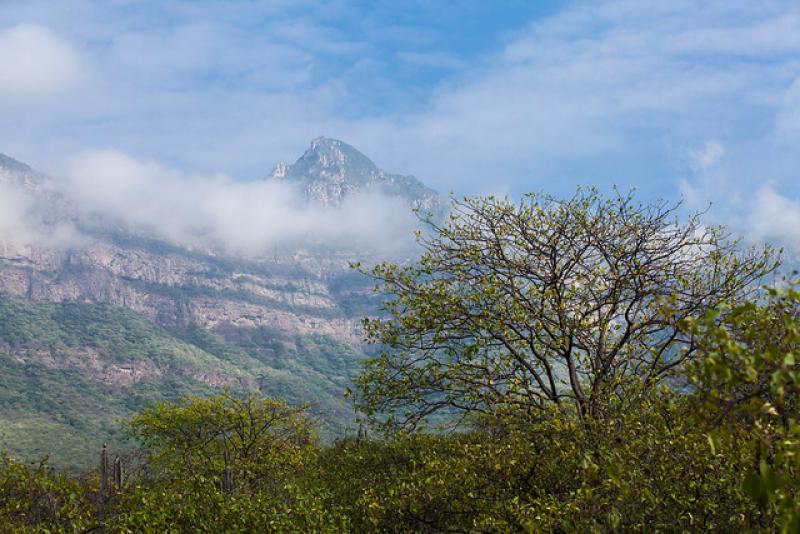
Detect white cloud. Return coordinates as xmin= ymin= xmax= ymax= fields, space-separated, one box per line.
xmin=678 ymin=140 xmax=727 ymax=209
xmin=0 ymin=182 xmax=37 ymax=252
xmin=65 ymin=150 xmax=420 ymax=256
xmin=0 ymin=178 xmax=81 ymax=254
xmin=748 ymin=186 xmax=800 ymax=250
xmin=0 ymin=0 xmax=797 ymax=251
xmin=0 ymin=24 xmax=84 ymax=97
xmin=690 ymin=141 xmax=724 ymax=173
xmin=340 ymin=0 xmax=800 ymax=196
xmin=677 ymin=179 xmax=702 ymax=210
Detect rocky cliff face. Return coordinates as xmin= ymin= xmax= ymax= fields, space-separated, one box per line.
xmin=0 ymin=139 xmax=421 ymax=343
xmin=0 ymin=239 xmax=362 ymax=341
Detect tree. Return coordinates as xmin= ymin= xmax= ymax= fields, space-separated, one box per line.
xmin=683 ymin=284 xmax=800 ymax=530
xmin=119 ymin=392 xmax=351 ymax=532
xmin=128 ymin=391 xmax=314 ymax=491
xmin=355 ymin=188 xmax=777 ymax=428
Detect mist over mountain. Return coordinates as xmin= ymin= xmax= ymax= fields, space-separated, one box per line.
xmin=1 ymin=138 xmax=442 ymax=259
xmin=0 ymin=138 xmax=439 ymax=468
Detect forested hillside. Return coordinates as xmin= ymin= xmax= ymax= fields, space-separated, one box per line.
xmin=0 ymin=293 xmax=364 ymax=470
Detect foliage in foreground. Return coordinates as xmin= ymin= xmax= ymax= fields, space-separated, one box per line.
xmin=0 ymin=190 xmax=797 ymax=532
xmin=684 ymin=285 xmax=800 ymax=530
xmin=320 ymin=393 xmax=762 ymax=533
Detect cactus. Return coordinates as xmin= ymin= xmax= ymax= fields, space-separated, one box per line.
xmin=99 ymin=444 xmax=109 ymax=497
xmin=357 ymin=421 xmax=367 ymax=444
xmin=222 ymin=449 xmax=233 ymax=493
xmin=114 ymin=455 xmax=123 ymax=491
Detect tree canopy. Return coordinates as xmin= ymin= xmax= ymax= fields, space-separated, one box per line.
xmin=355 ymin=188 xmax=778 ymax=427
xmin=128 ymin=392 xmax=315 ymax=492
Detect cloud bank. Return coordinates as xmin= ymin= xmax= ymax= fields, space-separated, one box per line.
xmin=0 ymin=180 xmax=81 ymax=255
xmin=748 ymin=187 xmax=800 ymax=250
xmin=0 ymin=182 xmax=40 ymax=252
xmin=63 ymin=150 xmax=419 ymax=256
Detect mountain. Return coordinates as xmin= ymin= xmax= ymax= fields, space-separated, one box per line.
xmin=0 ymin=154 xmax=39 ymax=181
xmin=272 ymin=137 xmax=442 ymax=214
xmin=0 ymin=139 xmax=433 ymax=469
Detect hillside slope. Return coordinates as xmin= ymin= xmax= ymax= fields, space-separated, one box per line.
xmin=0 ymin=292 xmax=366 ymax=469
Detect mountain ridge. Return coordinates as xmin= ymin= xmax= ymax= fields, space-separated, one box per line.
xmin=0 ymin=153 xmax=48 ymax=191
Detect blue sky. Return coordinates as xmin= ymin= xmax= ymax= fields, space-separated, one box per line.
xmin=1 ymin=0 xmax=799 ymax=248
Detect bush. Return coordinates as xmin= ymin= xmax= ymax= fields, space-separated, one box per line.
xmin=321 ymin=389 xmax=763 ymax=533
xmin=0 ymin=454 xmax=93 ymax=532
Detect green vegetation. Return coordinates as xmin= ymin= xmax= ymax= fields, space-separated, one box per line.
xmin=1 ymin=308 xmax=799 ymax=532
xmin=0 ymin=353 xmax=212 ymax=471
xmin=684 ymin=285 xmax=800 ymax=528
xmin=0 ymin=294 xmax=364 ymax=469
xmin=355 ymin=188 xmax=776 ymax=428
xmin=174 ymin=324 xmax=365 ymax=432
xmin=1 ymin=189 xmax=798 ymax=531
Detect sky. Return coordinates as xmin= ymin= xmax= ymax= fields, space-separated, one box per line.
xmin=1 ymin=0 xmax=799 ymax=250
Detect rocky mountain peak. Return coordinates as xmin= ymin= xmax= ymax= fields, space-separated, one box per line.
xmin=0 ymin=153 xmax=46 ymax=190
xmin=0 ymin=153 xmax=33 ymax=174
xmin=302 ymin=137 xmax=379 ymax=179
xmin=271 ymin=137 xmax=442 ymax=212
xmin=272 ymin=137 xmax=380 ymax=191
